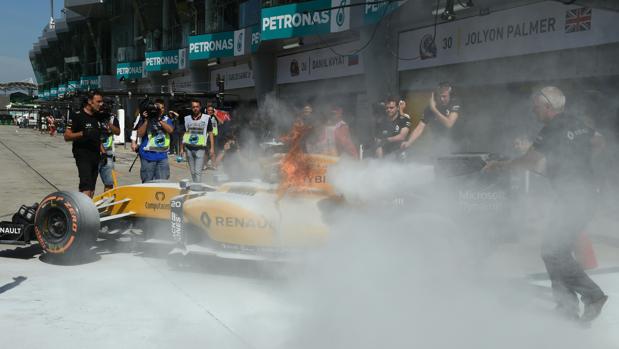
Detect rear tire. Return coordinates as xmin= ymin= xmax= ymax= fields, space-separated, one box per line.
xmin=34 ymin=191 xmax=100 ymax=264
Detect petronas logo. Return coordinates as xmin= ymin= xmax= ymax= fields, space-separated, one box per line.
xmin=336 ymin=0 xmax=346 ymax=27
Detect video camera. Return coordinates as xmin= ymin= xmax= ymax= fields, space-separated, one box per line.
xmin=101 ymin=97 xmax=116 ymax=116
xmin=139 ymin=98 xmax=162 ymax=122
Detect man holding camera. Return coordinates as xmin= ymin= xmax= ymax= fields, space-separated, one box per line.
xmin=180 ymin=99 xmax=215 ymax=183
xmin=375 ymin=96 xmax=412 ymax=159
xmin=64 ymin=91 xmax=104 ymax=197
xmin=98 ymin=104 xmax=121 ymax=192
xmin=136 ymin=98 xmax=174 ymax=182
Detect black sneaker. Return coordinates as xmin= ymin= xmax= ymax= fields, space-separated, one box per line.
xmin=581 ymin=295 xmax=608 ymax=322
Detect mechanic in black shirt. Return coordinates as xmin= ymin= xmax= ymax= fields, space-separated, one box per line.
xmin=375 ymin=96 xmax=412 ymax=158
xmin=485 ymin=86 xmax=607 ymax=323
xmin=64 ymin=91 xmax=104 ymax=197
xmin=401 ymin=82 xmax=460 ymax=155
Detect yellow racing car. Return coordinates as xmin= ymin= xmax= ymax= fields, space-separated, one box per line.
xmin=10 ymin=153 xmax=341 ymax=263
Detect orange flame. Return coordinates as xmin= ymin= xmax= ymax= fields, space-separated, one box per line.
xmin=277 ymin=120 xmax=313 ymax=198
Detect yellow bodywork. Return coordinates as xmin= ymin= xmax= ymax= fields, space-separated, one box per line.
xmin=94 ymin=182 xmax=183 ymax=220
xmin=183 ymin=185 xmax=330 ymax=248
xmin=93 ymin=154 xmax=340 ymax=250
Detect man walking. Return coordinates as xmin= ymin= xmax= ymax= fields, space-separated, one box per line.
xmin=64 ymin=91 xmax=104 ymax=197
xmin=180 ymin=100 xmax=215 ymax=182
xmin=485 ymin=86 xmax=607 ymax=323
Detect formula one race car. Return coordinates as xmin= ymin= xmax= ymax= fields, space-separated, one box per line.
xmin=0 ymin=153 xmax=341 ymax=263
xmin=0 ymin=151 xmax=512 ymax=264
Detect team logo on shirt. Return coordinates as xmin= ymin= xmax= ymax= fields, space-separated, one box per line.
xmin=189 ymin=134 xmax=199 ymax=145
xmin=154 ymin=134 xmax=166 ymax=146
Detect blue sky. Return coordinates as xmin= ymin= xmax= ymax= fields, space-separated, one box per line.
xmin=0 ymin=0 xmax=62 ymax=83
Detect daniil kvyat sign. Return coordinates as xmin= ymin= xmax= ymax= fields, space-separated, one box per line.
xmin=260 ymin=0 xmax=351 ymax=40
xmin=145 ymin=49 xmax=187 ymax=72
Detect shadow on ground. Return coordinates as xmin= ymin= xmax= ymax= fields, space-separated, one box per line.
xmin=0 ymin=244 xmax=42 ymax=260
xmin=0 ymin=276 xmax=27 ymax=294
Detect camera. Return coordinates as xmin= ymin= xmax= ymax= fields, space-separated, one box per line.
xmin=101 ymin=97 xmax=115 ymax=116
xmin=140 ymin=98 xmax=161 ymax=122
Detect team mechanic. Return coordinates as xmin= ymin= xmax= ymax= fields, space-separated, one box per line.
xmin=485 ymin=86 xmax=607 ymax=323
xmin=401 ymin=82 xmax=461 ymax=155
xmin=180 ymin=99 xmax=216 ymax=183
xmin=64 ymin=91 xmax=104 ymax=198
xmin=98 ymin=104 xmax=121 ymax=191
xmin=136 ymin=98 xmax=175 ymax=182
xmin=375 ymin=96 xmax=412 ymax=159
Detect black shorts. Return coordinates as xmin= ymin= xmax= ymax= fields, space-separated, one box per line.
xmin=74 ymin=151 xmax=100 ymax=192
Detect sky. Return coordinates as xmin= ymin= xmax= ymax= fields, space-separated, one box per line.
xmin=0 ymin=0 xmax=63 ymax=83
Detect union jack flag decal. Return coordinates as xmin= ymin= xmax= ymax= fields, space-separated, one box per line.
xmin=565 ymin=7 xmax=592 ymax=33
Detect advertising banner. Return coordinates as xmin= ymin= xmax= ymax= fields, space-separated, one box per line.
xmin=261 ymin=0 xmax=350 ymax=41
xmin=209 ymin=64 xmax=254 ymax=92
xmin=398 ymin=2 xmax=619 ymax=71
xmin=57 ymin=84 xmax=67 ymax=98
xmin=116 ymin=61 xmax=145 ymax=80
xmin=276 ymin=41 xmax=363 ymax=84
xmin=80 ymin=76 xmax=99 ymax=89
xmin=145 ymin=49 xmax=187 ymax=71
xmin=189 ymin=32 xmax=235 ymax=60
xmin=67 ymin=81 xmax=79 ymax=93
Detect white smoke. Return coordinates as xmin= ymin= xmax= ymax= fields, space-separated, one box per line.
xmin=272 ymin=158 xmax=614 ymax=349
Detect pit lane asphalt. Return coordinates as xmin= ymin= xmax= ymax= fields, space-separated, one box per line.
xmin=1 ymin=125 xmax=619 ymax=348
xmin=0 ymin=126 xmax=295 ymax=348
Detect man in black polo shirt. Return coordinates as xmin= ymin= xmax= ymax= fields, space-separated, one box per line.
xmin=64 ymin=91 xmax=104 ymax=198
xmin=485 ymin=86 xmax=607 ymax=323
xmin=375 ymin=96 xmax=412 ymax=159
xmin=401 ymin=82 xmax=461 ymax=155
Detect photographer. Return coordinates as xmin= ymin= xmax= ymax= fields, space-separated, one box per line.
xmin=64 ymin=91 xmax=104 ymax=197
xmin=136 ymin=98 xmax=174 ymax=182
xmin=97 ymin=100 xmax=121 ymax=192
xmin=180 ymin=99 xmax=215 ymax=183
